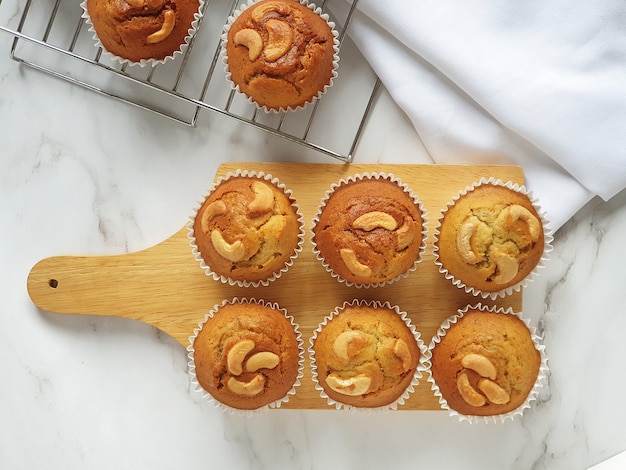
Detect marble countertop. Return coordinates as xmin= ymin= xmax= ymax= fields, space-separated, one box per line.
xmin=2 ymin=4 xmax=626 ymax=468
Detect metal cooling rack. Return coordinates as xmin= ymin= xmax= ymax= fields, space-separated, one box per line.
xmin=0 ymin=0 xmax=380 ymax=162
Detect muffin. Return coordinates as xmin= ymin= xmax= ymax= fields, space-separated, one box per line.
xmin=189 ymin=170 xmax=304 ymax=286
xmin=82 ymin=0 xmax=202 ymax=65
xmin=427 ymin=304 xmax=546 ymax=421
xmin=188 ymin=298 xmax=303 ymax=411
xmin=310 ymin=300 xmax=425 ymax=410
xmin=223 ymin=0 xmax=339 ymax=111
xmin=434 ymin=178 xmax=550 ymax=298
xmin=312 ymin=173 xmax=427 ymax=287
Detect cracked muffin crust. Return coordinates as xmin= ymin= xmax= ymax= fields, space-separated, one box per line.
xmin=224 ymin=0 xmax=338 ymax=111
xmin=190 ymin=299 xmax=302 ymax=410
xmin=190 ymin=172 xmax=303 ymax=285
xmin=435 ymin=180 xmax=546 ymax=294
xmin=310 ymin=300 xmax=423 ymax=409
xmin=428 ymin=306 xmax=542 ymax=417
xmin=312 ymin=174 xmax=426 ymax=286
xmin=85 ymin=0 xmax=200 ymax=63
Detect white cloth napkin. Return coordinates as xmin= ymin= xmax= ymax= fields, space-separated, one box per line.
xmin=336 ymin=0 xmax=626 ymax=230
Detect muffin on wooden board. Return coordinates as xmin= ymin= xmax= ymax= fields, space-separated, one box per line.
xmin=189 ymin=170 xmax=304 ymax=287
xmin=312 ymin=173 xmax=427 ymax=287
xmin=188 ymin=298 xmax=303 ymax=412
xmin=310 ymin=299 xmax=426 ymax=410
xmin=223 ymin=0 xmax=339 ymax=111
xmin=82 ymin=0 xmax=202 ymax=65
xmin=427 ymin=304 xmax=547 ymax=422
xmin=434 ymin=178 xmax=551 ymax=298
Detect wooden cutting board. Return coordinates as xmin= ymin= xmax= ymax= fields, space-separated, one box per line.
xmin=27 ymin=162 xmax=525 ymax=410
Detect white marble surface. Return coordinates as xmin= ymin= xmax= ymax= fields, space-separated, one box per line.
xmin=2 ymin=8 xmax=626 ymax=469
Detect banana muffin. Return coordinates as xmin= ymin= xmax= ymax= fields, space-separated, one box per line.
xmin=312 ymin=173 xmax=426 ymax=287
xmin=435 ymin=179 xmax=547 ymax=296
xmin=428 ymin=305 xmax=544 ymax=418
xmin=190 ymin=298 xmax=303 ymax=411
xmin=223 ymin=0 xmax=338 ymax=111
xmin=84 ymin=0 xmax=201 ymax=63
xmin=189 ymin=171 xmax=303 ymax=286
xmin=310 ymin=300 xmax=424 ymax=409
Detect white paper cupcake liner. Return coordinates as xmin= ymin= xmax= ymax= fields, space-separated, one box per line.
xmin=311 ymin=172 xmax=428 ymax=288
xmin=308 ymin=299 xmax=428 ymax=412
xmin=81 ymin=0 xmax=204 ymax=67
xmin=187 ymin=169 xmax=305 ymax=287
xmin=433 ymin=177 xmax=553 ymax=299
xmin=187 ymin=297 xmax=305 ymax=416
xmin=221 ymin=0 xmax=340 ymax=113
xmin=424 ymin=303 xmax=549 ymax=424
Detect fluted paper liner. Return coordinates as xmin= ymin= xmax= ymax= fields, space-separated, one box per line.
xmin=433 ymin=177 xmax=553 ymax=299
xmin=309 ymin=299 xmax=428 ymax=412
xmin=81 ymin=0 xmax=204 ymax=67
xmin=221 ymin=0 xmax=340 ymax=113
xmin=311 ymin=172 xmax=428 ymax=288
xmin=425 ymin=303 xmax=549 ymax=423
xmin=187 ymin=169 xmax=305 ymax=287
xmin=187 ymin=297 xmax=305 ymax=416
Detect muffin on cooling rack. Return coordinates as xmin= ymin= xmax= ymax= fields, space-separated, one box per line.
xmin=82 ymin=0 xmax=203 ymax=65
xmin=223 ymin=0 xmax=339 ymax=111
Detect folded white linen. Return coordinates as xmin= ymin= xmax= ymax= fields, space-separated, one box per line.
xmin=336 ymin=0 xmax=626 ymax=230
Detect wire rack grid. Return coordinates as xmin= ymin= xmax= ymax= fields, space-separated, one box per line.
xmin=0 ymin=0 xmax=381 ymax=162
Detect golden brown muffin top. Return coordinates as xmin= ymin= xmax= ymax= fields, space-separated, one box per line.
xmin=193 ymin=301 xmax=301 ymax=410
xmin=313 ymin=177 xmax=424 ymax=285
xmin=226 ymin=0 xmax=336 ymax=110
xmin=312 ymin=302 xmax=421 ymax=408
xmin=436 ymin=183 xmax=544 ymax=292
xmin=429 ymin=309 xmax=541 ymax=417
xmin=87 ymin=0 xmax=199 ymax=62
xmin=192 ymin=175 xmax=302 ymax=283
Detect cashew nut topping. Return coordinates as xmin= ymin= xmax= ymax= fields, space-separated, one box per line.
xmin=125 ymin=0 xmax=144 ymax=7
xmin=251 ymin=0 xmax=292 ymax=22
xmin=210 ymin=229 xmax=246 ymax=262
xmin=478 ymin=379 xmax=511 ymax=405
xmin=353 ymin=211 xmax=398 ymax=231
xmin=492 ymin=251 xmax=519 ymax=284
xmin=234 ymin=28 xmax=263 ymax=61
xmin=507 ymin=204 xmax=541 ymax=241
xmin=200 ymin=201 xmax=227 ymax=234
xmin=456 ymin=371 xmax=486 ymax=407
xmin=456 ymin=221 xmax=480 ymax=264
xmin=263 ymin=19 xmax=293 ymax=62
xmin=227 ymin=375 xmax=265 ymax=396
xmin=146 ymin=10 xmax=176 ymax=44
xmin=332 ymin=330 xmax=367 ymax=360
xmin=393 ymin=339 xmax=413 ymax=372
xmin=339 ymin=248 xmax=372 ymax=278
xmin=245 ymin=351 xmax=280 ymax=372
xmin=325 ymin=373 xmax=372 ymax=396
xmin=461 ymin=353 xmax=497 ymax=380
xmin=227 ymin=339 xmax=255 ymax=376
xmin=396 ymin=216 xmax=415 ymax=250
xmin=247 ymin=181 xmax=274 ymax=215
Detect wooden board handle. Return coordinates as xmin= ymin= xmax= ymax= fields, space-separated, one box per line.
xmin=27 ymin=227 xmax=212 ymax=344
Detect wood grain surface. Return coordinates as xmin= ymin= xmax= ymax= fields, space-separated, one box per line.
xmin=27 ymin=162 xmax=525 ymax=410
